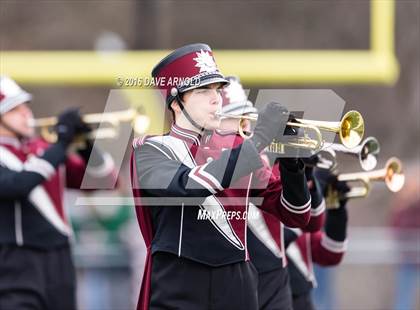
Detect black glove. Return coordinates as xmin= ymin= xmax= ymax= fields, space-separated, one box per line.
xmin=282 ymin=113 xmax=299 ymax=137
xmin=276 ymin=113 xmax=307 ymax=169
xmin=314 ymin=168 xmax=350 ymax=207
xmin=335 ymin=179 xmax=351 ymax=206
xmin=281 ymin=113 xmax=316 ymax=160
xmin=301 ymin=154 xmax=322 ymax=181
xmin=302 ymin=154 xmax=320 ymax=168
xmin=305 ymin=165 xmax=314 ymax=181
xmin=314 ymin=168 xmax=334 ymax=194
xmin=325 ymin=205 xmax=348 ymax=241
xmin=56 ymin=108 xmax=91 ymax=145
xmin=324 ymin=171 xmax=349 ymax=241
xmin=250 ymin=102 xmax=289 ymax=152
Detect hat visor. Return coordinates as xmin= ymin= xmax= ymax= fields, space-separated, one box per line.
xmin=180 ymin=75 xmax=229 ymax=93
xmin=0 ymin=93 xmax=32 ymax=114
xmin=165 ymin=74 xmax=229 ymax=106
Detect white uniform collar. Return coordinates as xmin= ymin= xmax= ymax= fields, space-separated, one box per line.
xmin=0 ymin=136 xmax=22 ymax=148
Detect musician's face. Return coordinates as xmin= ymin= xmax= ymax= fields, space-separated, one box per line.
xmin=0 ymin=103 xmax=35 ymax=138
xmin=172 ymin=83 xmax=223 ymax=131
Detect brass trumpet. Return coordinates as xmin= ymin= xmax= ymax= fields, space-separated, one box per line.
xmin=29 ymin=108 xmax=150 ymax=143
xmin=326 ymin=157 xmax=405 ymax=209
xmin=216 ymin=110 xmax=365 ymax=152
xmin=318 ymin=136 xmax=381 ymax=171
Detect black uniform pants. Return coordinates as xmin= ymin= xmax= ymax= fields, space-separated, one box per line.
xmin=257 ymin=267 xmax=293 ymax=310
xmin=292 ymin=292 xmax=316 ymax=310
xmin=0 ymin=245 xmax=76 ymax=310
xmin=150 ymin=251 xmax=259 ymax=310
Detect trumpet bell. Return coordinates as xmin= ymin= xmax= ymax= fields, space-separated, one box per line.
xmin=339 ymin=110 xmax=365 ymax=149
xmin=325 ymin=136 xmax=380 ymax=171
xmin=385 ymin=157 xmax=405 ymax=192
xmin=359 ymin=136 xmax=380 ymax=171
xmin=326 ymin=157 xmax=405 ymax=208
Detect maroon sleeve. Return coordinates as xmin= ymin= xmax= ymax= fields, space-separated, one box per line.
xmin=251 ymin=161 xmax=311 ymax=228
xmin=304 ymin=211 xmax=325 ymax=232
xmin=303 ymin=195 xmax=325 ymax=232
xmin=65 ymin=154 xmax=87 ymax=189
xmin=65 ymin=153 xmax=117 ymax=190
xmin=310 ymin=231 xmax=346 ymax=266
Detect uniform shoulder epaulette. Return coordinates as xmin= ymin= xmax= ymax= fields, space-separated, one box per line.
xmin=132 ymin=134 xmax=160 ymax=149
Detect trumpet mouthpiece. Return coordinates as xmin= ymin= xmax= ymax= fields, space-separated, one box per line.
xmin=27 ymin=118 xmax=36 ymax=127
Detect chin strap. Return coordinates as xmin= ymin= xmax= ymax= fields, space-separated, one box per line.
xmin=0 ymin=116 xmax=24 ymax=140
xmin=174 ymin=93 xmax=205 ymax=132
xmin=172 ymin=87 xmax=214 ymax=137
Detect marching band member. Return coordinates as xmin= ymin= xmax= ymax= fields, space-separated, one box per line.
xmin=284 ymin=169 xmax=350 ymax=310
xmin=130 ymin=44 xmax=312 ymax=310
xmin=216 ymin=76 xmax=326 ymax=309
xmin=247 ymin=160 xmax=326 ymax=310
xmin=0 ymin=76 xmax=115 ymax=309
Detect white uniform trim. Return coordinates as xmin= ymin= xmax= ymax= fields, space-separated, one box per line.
xmin=189 ymin=166 xmax=217 ymax=194
xmin=244 ymin=173 xmax=253 ymax=260
xmin=287 ymin=227 xmax=303 ymax=237
xmin=281 ymin=192 xmax=312 ymax=209
xmin=197 ymin=164 xmax=224 ymax=191
xmin=171 ymin=125 xmax=200 ymax=145
xmin=306 ymin=234 xmax=317 ymax=287
xmin=178 ymin=203 xmax=185 ymax=257
xmin=321 ymin=235 xmax=348 ymax=253
xmin=280 ymin=222 xmax=286 ymax=267
xmin=281 ymin=193 xmax=311 ymax=214
xmin=14 ymin=201 xmax=23 ymax=245
xmin=248 ymin=203 xmax=282 ymax=258
xmin=287 ymin=242 xmax=316 ymax=284
xmin=23 ymin=155 xmax=55 ymax=179
xmin=0 ymin=146 xmax=71 ymax=236
xmin=310 ymin=199 xmax=326 ymax=217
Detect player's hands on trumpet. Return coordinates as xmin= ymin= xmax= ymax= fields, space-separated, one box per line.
xmin=315 ymin=168 xmax=351 ymax=209
xmin=250 ymin=102 xmax=290 ymax=152
xmin=56 ymin=108 xmax=91 ymax=146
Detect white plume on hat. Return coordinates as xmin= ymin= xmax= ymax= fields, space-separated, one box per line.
xmin=221 ymin=76 xmax=257 ymax=116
